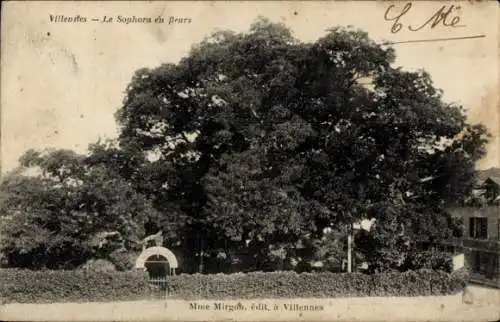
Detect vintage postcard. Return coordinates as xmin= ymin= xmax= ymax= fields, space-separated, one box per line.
xmin=1 ymin=1 xmax=499 ymax=321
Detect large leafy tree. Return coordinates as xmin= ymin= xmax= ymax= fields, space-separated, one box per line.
xmin=1 ymin=18 xmax=489 ymax=272
xmin=111 ymin=18 xmax=489 ymax=272
xmin=0 ymin=149 xmax=162 ymax=269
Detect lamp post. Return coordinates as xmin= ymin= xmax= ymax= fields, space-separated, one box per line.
xmin=347 ymin=229 xmax=353 ymax=273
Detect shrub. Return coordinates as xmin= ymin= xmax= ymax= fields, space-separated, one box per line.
xmin=108 ymin=250 xmax=139 ymax=271
xmin=403 ymin=251 xmax=454 ymax=273
xmin=0 ymin=268 xmax=149 ymax=304
xmin=166 ymin=269 xmax=468 ymax=300
xmin=448 ymin=267 xmax=470 ymax=292
xmin=79 ymin=259 xmax=117 ymax=272
xmin=0 ymin=268 xmax=468 ymax=303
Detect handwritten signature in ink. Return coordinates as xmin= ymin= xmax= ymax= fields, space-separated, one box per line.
xmin=384 ymin=2 xmax=466 ymax=34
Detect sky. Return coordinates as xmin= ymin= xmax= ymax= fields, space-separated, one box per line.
xmin=1 ymin=1 xmax=499 ymax=173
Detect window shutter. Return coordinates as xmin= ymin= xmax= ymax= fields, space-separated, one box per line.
xmin=481 ymin=218 xmax=488 ymax=239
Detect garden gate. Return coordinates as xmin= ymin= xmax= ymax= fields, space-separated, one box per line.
xmin=135 ymin=246 xmax=179 ymax=300
xmin=148 ymin=275 xmax=169 ymax=300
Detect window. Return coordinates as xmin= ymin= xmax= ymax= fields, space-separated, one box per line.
xmin=473 ymin=252 xmax=488 ymax=275
xmin=472 ymin=252 xmax=498 ymax=278
xmin=469 ymin=217 xmax=488 ymax=239
xmin=484 ymin=181 xmax=500 ymax=204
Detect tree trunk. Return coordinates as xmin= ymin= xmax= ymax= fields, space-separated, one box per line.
xmin=198 ymin=233 xmax=204 ymax=273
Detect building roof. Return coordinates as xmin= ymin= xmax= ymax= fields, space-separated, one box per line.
xmin=485 ymin=176 xmax=500 ymax=186
xmin=476 ymin=168 xmax=500 ymax=184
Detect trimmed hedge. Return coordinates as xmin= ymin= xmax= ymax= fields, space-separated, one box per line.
xmin=0 ymin=268 xmax=469 ymax=304
xmin=0 ymin=268 xmax=149 ymax=304
xmin=165 ymin=269 xmax=469 ymax=300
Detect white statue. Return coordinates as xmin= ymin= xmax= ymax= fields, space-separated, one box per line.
xmin=141 ymin=230 xmax=163 ymax=250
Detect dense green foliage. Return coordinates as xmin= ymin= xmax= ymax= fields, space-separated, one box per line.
xmin=401 ymin=251 xmax=454 ymax=272
xmin=0 ymin=269 xmax=149 ymax=304
xmin=166 ymin=270 xmax=468 ymax=299
xmin=0 ymin=17 xmax=489 ymax=272
xmin=0 ymin=150 xmax=161 ymax=269
xmin=0 ymin=268 xmax=468 ymax=303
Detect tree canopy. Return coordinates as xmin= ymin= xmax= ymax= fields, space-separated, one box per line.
xmin=0 ymin=148 xmax=162 ymax=269
xmin=0 ymin=18 xmax=490 ymax=272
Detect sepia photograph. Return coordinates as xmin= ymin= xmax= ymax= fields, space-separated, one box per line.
xmin=0 ymin=1 xmax=499 ymax=321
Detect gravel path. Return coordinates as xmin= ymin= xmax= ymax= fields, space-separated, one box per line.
xmin=1 ymin=286 xmax=498 ymax=321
